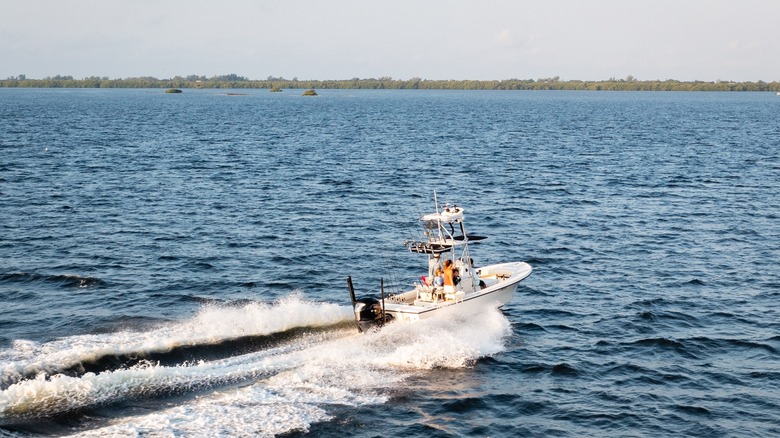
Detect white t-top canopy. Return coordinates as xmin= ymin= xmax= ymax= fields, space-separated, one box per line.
xmin=421 ymin=206 xmax=464 ymax=224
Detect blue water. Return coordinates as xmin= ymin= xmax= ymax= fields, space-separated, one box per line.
xmin=1 ymin=88 xmax=779 ymax=437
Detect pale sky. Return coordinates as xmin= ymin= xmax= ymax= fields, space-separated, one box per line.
xmin=2 ymin=0 xmax=778 ymax=82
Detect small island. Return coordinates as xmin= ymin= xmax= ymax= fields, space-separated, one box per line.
xmin=165 ymin=88 xmax=182 ymax=93
xmin=270 ymin=86 xmax=282 ymax=92
xmin=302 ymin=89 xmax=317 ymax=96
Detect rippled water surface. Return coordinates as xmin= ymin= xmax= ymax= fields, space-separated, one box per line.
xmin=1 ymin=88 xmax=779 ymax=436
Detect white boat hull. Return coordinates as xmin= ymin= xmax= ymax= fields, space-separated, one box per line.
xmin=381 ymin=261 xmax=532 ymax=323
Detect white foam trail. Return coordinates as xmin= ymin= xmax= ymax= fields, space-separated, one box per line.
xmin=0 ymin=295 xmax=353 ymax=386
xmin=73 ymin=384 xmax=336 ymax=438
xmin=0 ymin=329 xmax=348 ymax=419
xmin=1 ymin=304 xmax=513 ymax=436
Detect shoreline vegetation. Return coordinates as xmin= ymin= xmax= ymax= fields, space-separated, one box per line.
xmin=2 ymin=74 xmax=779 ymax=92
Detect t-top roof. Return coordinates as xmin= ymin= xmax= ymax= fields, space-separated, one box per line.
xmin=421 ymin=206 xmax=464 ymax=223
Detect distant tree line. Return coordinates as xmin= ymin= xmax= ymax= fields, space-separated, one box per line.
xmin=2 ymin=74 xmax=779 ymax=92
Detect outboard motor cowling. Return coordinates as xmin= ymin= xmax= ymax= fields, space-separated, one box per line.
xmin=353 ymin=297 xmax=392 ymax=332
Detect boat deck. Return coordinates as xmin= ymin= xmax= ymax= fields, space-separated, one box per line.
xmin=380 ymin=263 xmax=531 ymax=322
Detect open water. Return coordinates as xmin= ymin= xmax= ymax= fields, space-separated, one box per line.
xmin=0 ymin=88 xmax=778 ymax=437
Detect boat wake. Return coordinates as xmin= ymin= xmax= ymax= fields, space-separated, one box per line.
xmin=0 ymin=295 xmax=513 ymax=436
xmin=0 ymin=295 xmax=353 ymax=389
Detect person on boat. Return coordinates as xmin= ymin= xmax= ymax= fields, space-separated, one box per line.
xmin=442 ymin=259 xmax=456 ymax=294
xmin=433 ymin=268 xmax=444 ymax=287
xmin=432 ymin=268 xmax=445 ymax=299
xmin=428 ymin=253 xmax=443 ymax=283
xmin=470 ymin=258 xmax=487 ymax=289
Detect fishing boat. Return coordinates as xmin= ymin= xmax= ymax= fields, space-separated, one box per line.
xmin=347 ymin=199 xmax=532 ymax=332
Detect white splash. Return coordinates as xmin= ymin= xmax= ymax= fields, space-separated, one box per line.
xmin=0 ymin=300 xmax=513 ymax=437
xmin=0 ymin=295 xmax=353 ymax=386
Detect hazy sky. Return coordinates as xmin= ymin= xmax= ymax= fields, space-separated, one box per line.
xmin=2 ymin=0 xmax=778 ymax=82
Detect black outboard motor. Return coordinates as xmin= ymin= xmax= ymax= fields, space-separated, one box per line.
xmin=353 ymin=297 xmax=387 ymax=332
xmin=348 ymin=276 xmax=393 ymax=332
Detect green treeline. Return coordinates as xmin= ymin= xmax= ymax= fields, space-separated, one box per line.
xmin=2 ymin=74 xmax=779 ymax=92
